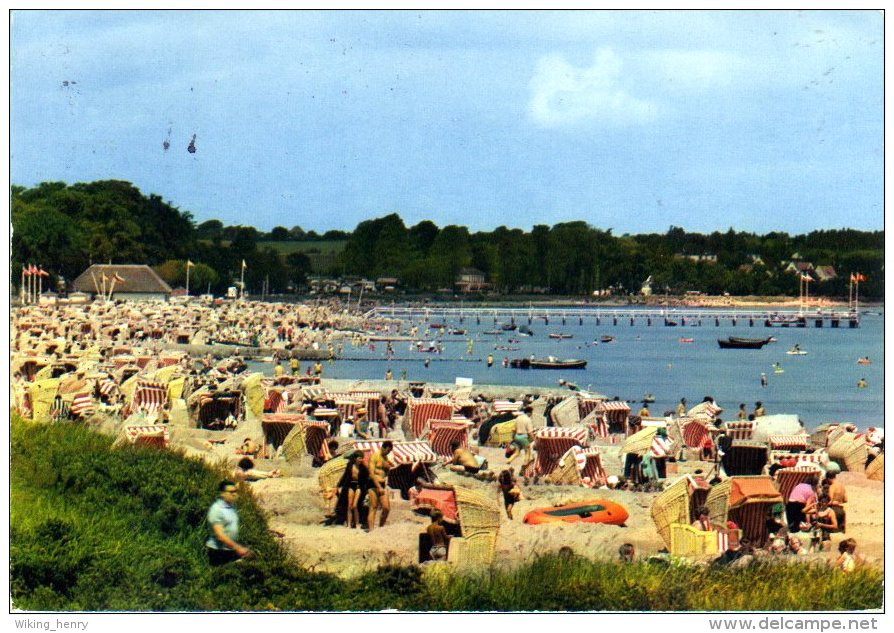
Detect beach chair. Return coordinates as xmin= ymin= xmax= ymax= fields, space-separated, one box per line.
xmin=132 ymin=380 xmax=168 ymax=417
xmin=351 ymin=439 xmax=439 ymax=495
xmin=865 ymin=452 xmax=883 ymax=481
xmin=721 ymin=441 xmax=768 ymax=476
xmin=428 ymin=420 xmax=472 ymax=459
xmin=767 ymin=434 xmax=811 ymax=452
xmin=705 ymin=476 xmax=782 ymax=548
xmin=486 ymin=420 xmax=516 ymax=447
xmin=774 ymin=466 xmax=823 ymax=503
xmin=262 ymin=413 xmax=305 ymax=457
xmin=522 ymin=427 xmax=588 ymax=478
xmin=651 ymin=474 xmax=712 ymax=549
xmin=546 ymin=445 xmax=607 ymax=487
xmin=723 ymin=421 xmax=754 ymax=440
xmin=669 ymin=524 xmax=737 ymax=558
xmin=828 ymin=432 xmax=867 ymax=472
xmin=114 ymin=424 xmax=170 ymax=449
xmin=447 ymin=486 xmax=501 ymax=568
xmin=405 ymin=398 xmax=454 ymax=440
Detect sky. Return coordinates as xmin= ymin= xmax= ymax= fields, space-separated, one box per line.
xmin=9 ymin=9 xmax=885 ymax=235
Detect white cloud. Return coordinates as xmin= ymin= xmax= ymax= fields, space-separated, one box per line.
xmin=528 ymin=48 xmax=657 ymax=128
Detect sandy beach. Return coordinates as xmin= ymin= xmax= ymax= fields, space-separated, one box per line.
xmin=196 ymin=422 xmax=883 ymax=578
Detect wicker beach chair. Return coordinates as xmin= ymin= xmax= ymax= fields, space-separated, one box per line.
xmin=448 ymin=486 xmax=501 ymax=568
xmin=650 ymin=474 xmax=712 ymax=548
xmin=546 ymin=446 xmax=606 ymax=487
xmin=318 ymin=453 xmax=350 ymax=493
xmin=865 ymin=452 xmax=883 ymax=481
xmin=828 ymin=432 xmax=867 ymax=472
xmin=486 ymin=420 xmax=516 ymax=447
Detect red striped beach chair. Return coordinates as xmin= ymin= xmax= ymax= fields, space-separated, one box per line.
xmin=724 ymin=421 xmax=754 ymax=441
xmin=352 ymin=439 xmax=438 ymax=494
xmin=302 ymin=421 xmax=332 ymax=463
xmin=682 ymin=419 xmax=712 ymax=448
xmin=523 ymin=426 xmax=588 ymax=477
xmin=578 ymin=397 xmax=601 ymax=420
xmin=132 ymin=380 xmax=168 ymax=416
xmin=123 ymin=424 xmax=170 ymax=449
xmin=428 ymin=419 xmax=472 ymax=459
xmin=767 ymin=434 xmax=810 ymax=452
xmin=406 ymin=398 xmax=454 ymax=440
xmin=769 ymin=450 xmax=828 ymax=467
xmin=493 ymin=399 xmax=522 ymax=414
xmin=599 ymin=400 xmax=631 ymax=436
xmin=775 ymin=465 xmax=823 ymax=503
xmin=69 ymin=392 xmax=96 ymax=418
xmin=264 ymin=388 xmax=287 ymax=413
xmin=351 ymin=391 xmax=382 ymax=423
xmin=261 ymin=413 xmax=305 ymax=456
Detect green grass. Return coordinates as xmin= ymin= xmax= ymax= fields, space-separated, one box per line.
xmin=10 ymin=414 xmax=883 ymax=612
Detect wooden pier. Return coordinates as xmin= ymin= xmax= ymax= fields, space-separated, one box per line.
xmin=365 ymin=306 xmax=860 ymax=328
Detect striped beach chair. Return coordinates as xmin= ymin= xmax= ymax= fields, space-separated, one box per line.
xmin=577 ymin=397 xmax=601 ymax=420
xmin=350 ymin=391 xmax=382 ymax=423
xmin=132 ymin=380 xmax=168 ymax=416
xmin=69 ymin=392 xmax=96 ymax=418
xmin=405 ymin=398 xmax=453 ymax=440
xmin=705 ymin=476 xmax=782 ymax=548
xmin=122 ymin=424 xmax=170 ymax=449
xmin=774 ymin=466 xmax=823 ymax=503
xmin=769 ymin=450 xmax=828 ymax=467
xmin=682 ymin=419 xmax=713 ymax=448
xmin=428 ymin=419 xmax=472 ymax=459
xmin=351 ymin=439 xmax=438 ymax=494
xmin=523 ymin=426 xmax=588 ymax=478
xmin=768 ymin=434 xmax=811 ymax=452
xmin=262 ymin=413 xmax=306 ymax=456
xmin=724 ymin=421 xmax=754 ymax=441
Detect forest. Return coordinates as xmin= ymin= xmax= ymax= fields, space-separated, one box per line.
xmin=11 ymin=180 xmax=884 ymax=299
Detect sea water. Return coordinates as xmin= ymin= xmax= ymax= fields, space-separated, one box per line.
xmin=253 ymin=308 xmax=884 ymax=432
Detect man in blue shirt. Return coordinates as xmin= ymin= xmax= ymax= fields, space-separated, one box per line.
xmin=206 ymin=480 xmax=251 ymax=565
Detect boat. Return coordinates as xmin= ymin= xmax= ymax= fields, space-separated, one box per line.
xmin=523 ymin=500 xmax=628 ymax=526
xmin=765 ymin=315 xmax=807 ymax=328
xmin=429 ymin=323 xmax=446 ymax=329
xmin=600 ymin=335 xmax=615 ymax=343
xmin=857 ymin=357 xmax=872 ymax=365
xmin=642 ymin=394 xmax=656 ymax=403
xmin=448 ymin=329 xmax=466 ymax=335
xmin=717 ymin=337 xmax=771 ymax=349
xmin=501 ymin=323 xmax=517 ymax=331
xmin=518 ymin=325 xmax=534 ymax=336
xmin=482 ymin=330 xmax=502 ymax=335
xmin=529 ymin=357 xmax=587 ymax=370
xmin=549 ymin=333 xmax=573 ymax=339
xmin=786 ymin=349 xmax=808 ymax=356
xmin=679 ymin=337 xmax=694 ymax=343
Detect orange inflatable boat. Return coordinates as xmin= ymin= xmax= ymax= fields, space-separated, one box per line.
xmin=523 ymin=499 xmax=629 ymax=526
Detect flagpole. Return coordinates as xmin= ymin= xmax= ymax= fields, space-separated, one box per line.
xmin=20 ymin=267 xmax=25 ymax=305
xmin=186 ymin=263 xmax=191 ymax=296
xmin=855 ymin=277 xmax=859 ymax=314
xmin=240 ymin=261 xmax=246 ymax=300
xmin=38 ymin=268 xmax=43 ymax=303
xmin=29 ymin=266 xmax=34 ymax=304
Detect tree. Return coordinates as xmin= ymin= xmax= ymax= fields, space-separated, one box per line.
xmin=267 ymin=226 xmax=291 ymax=241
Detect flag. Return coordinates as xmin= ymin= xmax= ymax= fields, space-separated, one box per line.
xmin=856 ymin=273 xmax=867 ymax=282
xmin=850 ymin=273 xmax=857 ymax=283
xmin=38 ymin=267 xmax=49 ymax=277
xmin=114 ymin=273 xmax=125 ymax=283
xmin=241 ymin=259 xmax=247 ymax=270
xmin=186 ymin=259 xmax=195 ymax=268
xmin=29 ymin=264 xmax=38 ymax=275
xmin=801 ymin=273 xmax=813 ymax=282
xmin=22 ymin=265 xmax=31 ymax=277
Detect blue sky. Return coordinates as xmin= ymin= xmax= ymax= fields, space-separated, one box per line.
xmin=10 ymin=10 xmax=884 ymax=235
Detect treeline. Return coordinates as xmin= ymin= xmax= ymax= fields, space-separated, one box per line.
xmin=10 ymin=181 xmax=884 ymax=298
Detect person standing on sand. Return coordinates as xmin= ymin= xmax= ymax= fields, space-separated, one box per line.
xmin=206 ymin=481 xmax=252 ymax=565
xmin=367 ymin=441 xmax=394 ymax=530
xmin=507 ymin=405 xmax=534 ymax=466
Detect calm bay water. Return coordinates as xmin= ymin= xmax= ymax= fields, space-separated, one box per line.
xmin=256 ymin=308 xmax=884 ymax=432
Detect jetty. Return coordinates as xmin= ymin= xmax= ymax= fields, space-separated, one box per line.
xmin=366 ymin=306 xmax=861 ymax=328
